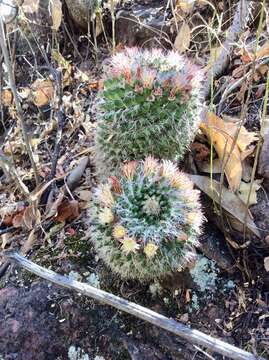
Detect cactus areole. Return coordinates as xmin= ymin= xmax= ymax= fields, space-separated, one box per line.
xmin=94 ymin=47 xmax=203 ymax=176
xmin=90 ymin=158 xmax=203 ymax=281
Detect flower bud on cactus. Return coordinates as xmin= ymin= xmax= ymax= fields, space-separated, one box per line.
xmin=90 ymin=157 xmax=203 ymax=281
xmin=94 ymin=47 xmax=203 ymax=177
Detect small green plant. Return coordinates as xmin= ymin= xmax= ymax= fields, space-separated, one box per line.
xmin=94 ymin=47 xmax=203 ymax=177
xmin=90 ymin=157 xmax=203 ymax=281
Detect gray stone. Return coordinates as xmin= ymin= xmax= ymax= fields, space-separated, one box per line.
xmin=115 ymin=0 xmax=173 ymax=47
xmin=65 ymin=0 xmax=97 ymax=29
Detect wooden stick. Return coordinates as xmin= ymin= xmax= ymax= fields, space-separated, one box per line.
xmin=4 ymin=251 xmax=263 ymax=360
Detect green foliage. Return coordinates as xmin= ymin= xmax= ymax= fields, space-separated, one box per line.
xmin=94 ymin=47 xmax=203 ymax=177
xmin=90 ymin=157 xmax=203 ymax=281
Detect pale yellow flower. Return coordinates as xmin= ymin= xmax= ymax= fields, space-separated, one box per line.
xmin=113 ymin=224 xmax=126 ymax=240
xmin=98 ymin=184 xmax=114 ymax=207
xmin=122 ymin=161 xmax=137 ymax=180
xmin=98 ymin=207 xmax=114 ymax=225
xmin=144 ymin=243 xmax=158 ymax=258
xmin=121 ymin=237 xmax=140 ymax=255
xmin=143 ymin=156 xmax=159 ymax=176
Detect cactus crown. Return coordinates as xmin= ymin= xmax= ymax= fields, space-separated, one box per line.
xmin=94 ymin=47 xmax=203 ymax=177
xmin=90 ymin=157 xmax=203 ymax=281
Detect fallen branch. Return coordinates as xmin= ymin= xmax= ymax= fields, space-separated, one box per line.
xmin=4 ymin=251 xmax=264 ymax=360
xmin=203 ymin=0 xmax=252 ymax=98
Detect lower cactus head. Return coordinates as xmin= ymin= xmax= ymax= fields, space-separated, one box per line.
xmin=90 ymin=157 xmax=203 ymax=281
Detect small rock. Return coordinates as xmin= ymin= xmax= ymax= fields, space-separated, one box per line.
xmin=65 ymin=0 xmax=96 ymax=29
xmin=116 ymin=1 xmax=173 ymax=47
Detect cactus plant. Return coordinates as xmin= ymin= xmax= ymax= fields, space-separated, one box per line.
xmin=94 ymin=47 xmax=203 ymax=177
xmin=90 ymin=157 xmax=203 ymax=281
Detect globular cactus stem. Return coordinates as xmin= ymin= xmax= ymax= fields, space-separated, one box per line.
xmin=94 ymin=47 xmax=203 ymax=178
xmin=90 ymin=157 xmax=204 ymax=281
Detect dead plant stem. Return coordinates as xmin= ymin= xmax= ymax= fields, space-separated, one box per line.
xmin=0 ymin=18 xmax=39 ymax=185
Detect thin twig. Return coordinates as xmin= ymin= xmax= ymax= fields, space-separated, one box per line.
xmin=0 ymin=17 xmax=39 ymax=185
xmin=0 ymin=226 xmax=16 ymax=235
xmin=4 ymin=251 xmax=265 ymax=360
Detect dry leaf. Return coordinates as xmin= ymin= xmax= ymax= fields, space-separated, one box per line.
xmin=12 ymin=211 xmax=25 ymax=228
xmin=31 ymin=79 xmax=54 ymax=107
xmin=200 ymin=112 xmax=258 ymax=191
xmin=52 ymin=50 xmax=72 ymax=86
xmin=176 ymin=0 xmax=195 ymax=13
xmin=21 ymin=229 xmax=37 ymax=255
xmin=237 ymin=180 xmax=262 ymax=206
xmin=55 ymin=199 xmax=80 ymax=222
xmin=1 ymin=233 xmax=12 ymax=249
xmin=200 ymin=112 xmax=242 ymax=190
xmin=76 ymin=190 xmax=91 ymax=201
xmin=174 ymin=22 xmax=191 ymax=53
xmin=190 ymin=175 xmax=261 ymax=238
xmin=264 ymin=257 xmax=269 ymax=272
xmin=22 ymin=0 xmax=39 ymax=13
xmin=191 ymin=142 xmax=210 ymax=162
xmin=256 ymin=41 xmax=269 ymax=60
xmin=12 ymin=204 xmax=41 ymax=230
xmin=23 ymin=205 xmax=41 ymax=230
xmin=50 ymin=0 xmax=62 ymax=31
xmin=241 ymin=41 xmax=269 ymax=63
xmin=1 ymin=89 xmax=13 ymax=106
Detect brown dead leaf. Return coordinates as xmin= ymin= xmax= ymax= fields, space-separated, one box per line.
xmin=174 ymin=22 xmax=191 ymax=53
xmin=1 ymin=89 xmax=13 ymax=106
xmin=23 ymin=205 xmax=41 ymax=230
xmin=55 ymin=199 xmax=80 ymax=222
xmin=241 ymin=41 xmax=269 ymax=63
xmin=200 ymin=112 xmax=242 ymax=191
xmin=191 ymin=142 xmax=210 ymax=162
xmin=200 ymin=112 xmax=258 ymax=191
xmin=232 ymin=65 xmax=245 ymax=79
xmin=31 ymin=79 xmax=54 ymax=107
xmin=190 ymin=175 xmax=261 ymax=238
xmin=21 ymin=229 xmax=37 ymax=255
xmin=256 ymin=41 xmax=269 ymax=60
xmin=12 ymin=211 xmax=25 ymax=228
xmin=12 ymin=205 xmax=41 ymax=230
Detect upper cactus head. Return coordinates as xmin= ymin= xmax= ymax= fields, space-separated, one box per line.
xmin=94 ymin=47 xmax=203 ymax=177
xmin=90 ymin=157 xmax=204 ymax=281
